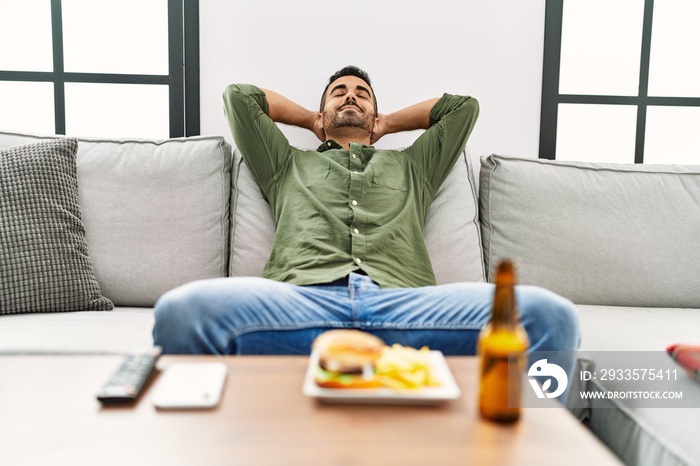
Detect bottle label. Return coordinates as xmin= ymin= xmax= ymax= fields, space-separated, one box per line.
xmin=479 ymin=352 xmax=526 ymax=416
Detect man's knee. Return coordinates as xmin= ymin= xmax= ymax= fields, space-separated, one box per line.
xmin=153 ymin=276 xmax=296 ymax=353
xmin=153 ymin=278 xmax=248 ymax=353
xmin=517 ymin=285 xmax=580 ymax=352
xmin=154 ymin=279 xmax=211 ymax=324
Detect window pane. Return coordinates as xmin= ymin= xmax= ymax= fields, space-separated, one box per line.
xmin=0 ymin=81 xmax=55 ymax=134
xmin=556 ymin=104 xmax=637 ymax=163
xmin=62 ymin=0 xmax=168 ymax=75
xmin=65 ymin=83 xmax=169 ymax=138
xmin=0 ymin=0 xmax=53 ymax=71
xmin=644 ymin=106 xmax=700 ymax=164
xmin=559 ymin=0 xmax=645 ymax=96
xmin=648 ymin=0 xmax=700 ymax=97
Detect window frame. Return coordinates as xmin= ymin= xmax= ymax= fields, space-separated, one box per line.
xmin=539 ymin=0 xmax=700 ymax=162
xmin=0 ymin=0 xmax=199 ymax=138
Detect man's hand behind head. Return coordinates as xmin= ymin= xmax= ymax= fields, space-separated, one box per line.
xmin=313 ymin=114 xmax=327 ymax=142
xmin=370 ymin=113 xmax=388 ymax=145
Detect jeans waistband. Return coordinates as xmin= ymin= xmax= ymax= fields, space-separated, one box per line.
xmin=316 ymin=270 xmax=369 ymax=287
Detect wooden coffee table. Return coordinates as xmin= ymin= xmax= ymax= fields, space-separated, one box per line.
xmin=0 ymin=355 xmax=622 ymax=465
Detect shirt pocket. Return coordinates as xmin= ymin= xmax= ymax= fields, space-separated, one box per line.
xmin=370 ymin=157 xmax=408 ymax=192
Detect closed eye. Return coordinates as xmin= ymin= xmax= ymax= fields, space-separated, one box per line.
xmin=330 ymin=84 xmax=348 ymax=98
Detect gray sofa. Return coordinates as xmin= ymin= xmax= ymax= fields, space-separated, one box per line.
xmin=479 ymin=155 xmax=700 ymax=466
xmin=1 ymin=129 xmax=699 ymax=466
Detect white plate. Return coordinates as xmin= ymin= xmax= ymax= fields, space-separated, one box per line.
xmin=302 ymin=350 xmax=461 ymax=404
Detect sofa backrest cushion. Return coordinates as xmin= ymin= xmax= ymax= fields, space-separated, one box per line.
xmin=479 ymin=154 xmax=700 ymax=308
xmin=0 ymin=130 xmax=232 ymax=307
xmin=230 ymin=147 xmax=486 ymax=285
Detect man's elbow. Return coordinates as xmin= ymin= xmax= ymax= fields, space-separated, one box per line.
xmin=464 ymin=96 xmax=480 ymax=121
xmin=223 ymin=83 xmax=245 ymax=104
xmin=223 ymin=84 xmax=268 ymax=115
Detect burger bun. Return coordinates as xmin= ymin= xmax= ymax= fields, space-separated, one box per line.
xmin=313 ymin=330 xmax=385 ymax=388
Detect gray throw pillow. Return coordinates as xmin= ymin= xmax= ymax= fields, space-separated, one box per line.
xmin=0 ymin=138 xmax=113 ymax=314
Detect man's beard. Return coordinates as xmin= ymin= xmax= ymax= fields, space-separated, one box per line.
xmin=323 ymin=105 xmax=374 ymax=133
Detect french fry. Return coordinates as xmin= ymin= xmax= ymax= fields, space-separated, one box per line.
xmin=374 ymin=344 xmax=442 ymax=389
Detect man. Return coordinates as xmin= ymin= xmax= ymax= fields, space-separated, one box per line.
xmin=153 ymin=66 xmax=579 ymax=367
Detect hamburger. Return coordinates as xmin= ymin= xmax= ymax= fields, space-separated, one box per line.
xmin=312 ymin=329 xmax=385 ymax=388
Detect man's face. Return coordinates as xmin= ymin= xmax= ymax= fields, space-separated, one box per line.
xmin=321 ymin=75 xmax=377 ymax=134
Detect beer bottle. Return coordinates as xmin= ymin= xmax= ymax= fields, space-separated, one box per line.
xmin=478 ymin=259 xmax=529 ymax=423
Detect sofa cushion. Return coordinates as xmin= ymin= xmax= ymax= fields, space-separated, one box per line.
xmin=568 ymin=305 xmax=700 ymax=466
xmin=229 ymin=147 xmax=486 ymax=285
xmin=0 ymin=138 xmax=114 ymax=314
xmin=229 ymin=148 xmax=275 ymax=278
xmin=0 ymin=307 xmax=154 ymax=354
xmin=479 ymin=154 xmax=700 ymax=307
xmin=0 ymin=131 xmax=233 ymax=307
xmin=568 ymin=354 xmax=700 ymax=466
xmin=575 ymin=304 xmax=700 ymax=352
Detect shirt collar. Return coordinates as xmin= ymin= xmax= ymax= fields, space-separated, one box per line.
xmin=317 ymin=139 xmax=344 ymax=152
xmin=317 ymin=139 xmax=376 ymax=153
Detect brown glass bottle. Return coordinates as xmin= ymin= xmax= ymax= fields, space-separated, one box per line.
xmin=478 ymin=260 xmax=530 ymax=423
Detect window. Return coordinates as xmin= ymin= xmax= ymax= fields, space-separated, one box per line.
xmin=0 ymin=0 xmax=199 ymax=138
xmin=540 ymin=0 xmax=700 ymax=164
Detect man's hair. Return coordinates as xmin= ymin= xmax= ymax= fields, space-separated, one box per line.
xmin=319 ymin=65 xmax=377 ymax=115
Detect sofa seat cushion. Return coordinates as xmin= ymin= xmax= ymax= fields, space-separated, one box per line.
xmin=230 ymin=147 xmax=486 ymax=285
xmin=576 ymin=304 xmax=700 ymax=352
xmin=569 ymin=304 xmax=700 ymax=466
xmin=479 ymin=154 xmax=700 ymax=308
xmin=0 ymin=307 xmax=154 ymax=354
xmin=0 ymin=130 xmax=233 ymax=307
xmin=570 ymin=356 xmax=700 ymax=466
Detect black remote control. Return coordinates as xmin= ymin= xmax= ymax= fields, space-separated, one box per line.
xmin=97 ymin=347 xmax=162 ymax=404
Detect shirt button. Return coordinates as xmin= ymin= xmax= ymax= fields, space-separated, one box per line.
xmin=352 ymin=153 xmax=357 ymax=159
xmin=351 ymin=199 xmax=358 ymax=206
xmin=355 ymin=258 xmax=362 ymax=265
xmin=353 ymin=228 xmax=360 ymax=234
xmin=327 ymin=141 xmax=332 ymax=147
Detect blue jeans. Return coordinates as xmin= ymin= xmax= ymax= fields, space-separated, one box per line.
xmin=153 ymin=272 xmax=580 ymax=373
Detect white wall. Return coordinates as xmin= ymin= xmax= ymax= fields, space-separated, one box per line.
xmin=200 ymin=0 xmax=546 ymax=164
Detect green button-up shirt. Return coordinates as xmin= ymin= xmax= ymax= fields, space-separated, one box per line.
xmin=223 ymin=84 xmax=479 ymax=288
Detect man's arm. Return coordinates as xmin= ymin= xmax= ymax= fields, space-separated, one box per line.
xmin=404 ymin=94 xmax=479 ymax=193
xmin=260 ymin=88 xmax=326 ymax=142
xmin=371 ymin=98 xmax=440 ymax=144
xmin=223 ymin=84 xmax=296 ymax=194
